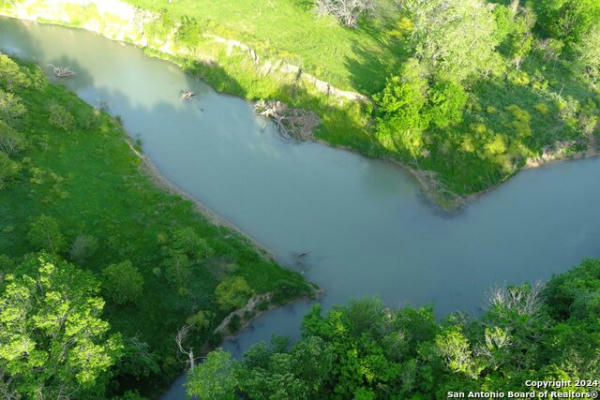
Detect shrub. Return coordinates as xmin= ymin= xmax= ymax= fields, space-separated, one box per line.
xmin=69 ymin=234 xmax=99 ymax=264
xmin=0 ymin=54 xmax=31 ymax=91
xmin=102 ymin=260 xmax=144 ymax=305
xmin=48 ymin=103 xmax=75 ymax=131
xmin=0 ymin=120 xmax=26 ymax=154
xmin=27 ymin=215 xmax=66 ymax=253
xmin=215 ymin=276 xmax=254 ymax=311
xmin=0 ymin=90 xmax=26 ymax=123
xmin=164 ymin=251 xmax=192 ymax=289
xmin=0 ymin=152 xmax=20 ymax=190
xmin=176 ymin=16 xmax=201 ymax=49
xmin=171 ymin=227 xmax=213 ymax=262
xmin=186 ymin=310 xmax=212 ymax=331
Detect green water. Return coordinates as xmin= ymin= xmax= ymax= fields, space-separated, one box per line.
xmin=1 ymin=17 xmax=599 ymax=398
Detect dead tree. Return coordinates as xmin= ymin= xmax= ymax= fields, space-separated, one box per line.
xmin=254 ymin=100 xmax=321 ymax=141
xmin=47 ymin=64 xmax=75 ymax=78
xmin=316 ymin=0 xmax=376 ymax=28
xmin=175 ymin=325 xmax=200 ymax=372
xmin=180 ymin=89 xmax=195 ymax=100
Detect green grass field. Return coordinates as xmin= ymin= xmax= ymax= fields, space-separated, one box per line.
xmin=127 ymin=0 xmax=402 ymax=94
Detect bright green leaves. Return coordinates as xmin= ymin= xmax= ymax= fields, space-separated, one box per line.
xmin=0 ymin=53 xmax=31 ymax=92
xmin=191 ymin=259 xmax=600 ymax=399
xmin=402 ymin=0 xmax=500 ymax=81
xmin=187 ymin=348 xmax=238 ymax=400
xmin=0 ymin=256 xmax=122 ymax=399
xmin=215 ymin=276 xmax=254 ymax=311
xmin=375 ymin=60 xmax=468 ymax=158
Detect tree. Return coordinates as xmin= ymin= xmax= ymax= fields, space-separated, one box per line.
xmin=0 ymin=255 xmax=122 ymax=399
xmin=192 ymin=258 xmax=600 ymax=399
xmin=0 ymin=151 xmax=19 ymax=191
xmin=69 ymin=234 xmax=99 ymax=264
xmin=0 ymin=90 xmax=26 ymax=123
xmin=48 ymin=103 xmax=75 ymax=131
xmin=374 ymin=59 xmax=429 ymax=156
xmin=316 ymin=0 xmax=376 ymax=28
xmin=102 ymin=261 xmax=144 ymax=305
xmin=533 ymin=0 xmax=600 ymax=46
xmin=425 ymin=80 xmax=468 ymax=129
xmin=171 ymin=227 xmax=213 ymax=262
xmin=214 ymin=276 xmax=254 ymax=311
xmin=374 ymin=60 xmax=468 ymax=157
xmin=0 ymin=120 xmax=26 ymax=154
xmin=164 ymin=250 xmax=192 ymax=291
xmin=186 ymin=348 xmax=238 ymax=400
xmin=0 ymin=53 xmax=31 ymax=91
xmin=26 ymin=215 xmax=66 ymax=253
xmin=576 ymin=25 xmax=600 ymax=84
xmin=400 ymin=0 xmax=499 ymax=80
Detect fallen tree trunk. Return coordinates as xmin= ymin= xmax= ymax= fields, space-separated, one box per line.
xmin=254 ymin=100 xmax=321 ymax=141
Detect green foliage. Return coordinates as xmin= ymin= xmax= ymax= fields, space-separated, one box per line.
xmin=0 ymin=55 xmax=311 ymax=396
xmin=374 ymin=60 xmax=429 ymax=156
xmin=0 ymin=89 xmax=26 ymax=123
xmin=0 ymin=119 xmax=27 ymax=154
xmin=117 ymin=337 xmax=159 ymax=380
xmin=26 ymin=215 xmax=66 ymax=253
xmin=175 ymin=16 xmax=201 ymax=50
xmin=48 ymin=103 xmax=76 ymax=131
xmin=426 ymin=80 xmax=469 ymax=129
xmin=533 ymin=0 xmax=600 ymax=46
xmin=7 ymin=0 xmax=596 ymax=203
xmin=575 ymin=25 xmax=600 ymax=83
xmin=0 ymin=151 xmax=20 ymax=190
xmin=0 ymin=53 xmax=31 ymax=91
xmin=171 ymin=226 xmax=214 ymax=262
xmin=494 ymin=5 xmax=536 ymax=66
xmin=0 ymin=255 xmax=123 ymax=399
xmin=69 ymin=234 xmax=99 ymax=264
xmin=215 ymin=276 xmax=254 ymax=311
xmin=402 ymin=0 xmax=500 ymax=81
xmin=163 ymin=250 xmax=192 ymax=290
xmin=187 ymin=348 xmax=238 ymax=400
xmin=375 ymin=61 xmax=468 ymax=158
xmin=102 ymin=261 xmax=144 ymax=306
xmin=192 ymin=259 xmax=600 ymax=399
xmin=186 ymin=309 xmax=213 ymax=331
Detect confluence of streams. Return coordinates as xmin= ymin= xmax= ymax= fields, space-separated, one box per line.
xmin=1 ymin=17 xmax=599 ymax=399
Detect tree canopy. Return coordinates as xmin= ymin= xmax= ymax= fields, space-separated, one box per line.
xmin=189 ymin=258 xmax=600 ymax=399
xmin=0 ymin=255 xmax=123 ymax=399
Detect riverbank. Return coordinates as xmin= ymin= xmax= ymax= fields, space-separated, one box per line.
xmin=0 ymin=52 xmax=315 ymax=397
xmin=123 ymin=137 xmax=277 ymax=260
xmin=2 ymin=0 xmax=599 ymax=212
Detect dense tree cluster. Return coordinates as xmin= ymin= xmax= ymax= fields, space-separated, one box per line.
xmin=189 ymin=259 xmax=600 ymax=399
xmin=0 ymin=256 xmax=122 ymax=399
xmin=373 ymin=0 xmax=600 ymax=195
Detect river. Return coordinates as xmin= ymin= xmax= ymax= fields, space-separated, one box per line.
xmin=1 ymin=17 xmax=599 ymax=399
